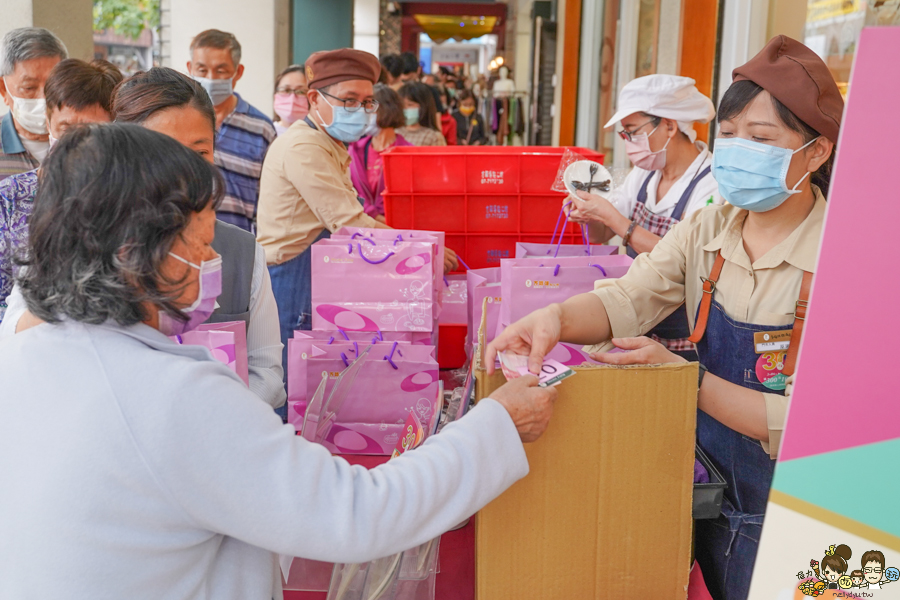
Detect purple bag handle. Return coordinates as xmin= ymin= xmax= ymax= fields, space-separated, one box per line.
xmin=456 ymin=256 xmax=471 ymax=271
xmin=548 ymin=201 xmax=572 ymax=252
xmin=350 ymin=242 xmax=395 ymax=264
xmin=550 ymin=201 xmax=575 ymax=258
xmin=383 ymin=341 xmax=403 ymax=369
xmin=351 ymin=232 xmax=376 ymax=245
xmin=552 ymin=263 xmax=607 ymax=277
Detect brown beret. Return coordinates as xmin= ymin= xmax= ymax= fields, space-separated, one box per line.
xmin=733 ymin=35 xmax=843 ymax=143
xmin=305 ymin=48 xmax=381 ymax=90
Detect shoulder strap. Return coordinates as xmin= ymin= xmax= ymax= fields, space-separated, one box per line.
xmin=782 ymin=270 xmax=813 ymax=377
xmin=671 ymin=165 xmax=712 ymax=221
xmin=688 ymin=250 xmax=726 ymax=344
xmin=636 ymin=172 xmax=655 ymax=206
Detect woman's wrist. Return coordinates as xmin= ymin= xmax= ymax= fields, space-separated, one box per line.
xmin=608 ymin=212 xmax=632 ymax=238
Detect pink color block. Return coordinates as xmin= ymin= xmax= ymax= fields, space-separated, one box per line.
xmin=778 ymin=27 xmax=900 ymax=462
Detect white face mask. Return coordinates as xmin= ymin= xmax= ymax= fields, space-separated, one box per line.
xmin=192 ymin=75 xmax=234 ymax=106
xmin=4 ymin=79 xmax=48 ymax=135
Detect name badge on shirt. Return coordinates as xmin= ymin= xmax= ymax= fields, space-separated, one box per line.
xmin=753 ymin=330 xmax=792 ymax=391
xmin=753 ymin=330 xmax=792 ymax=354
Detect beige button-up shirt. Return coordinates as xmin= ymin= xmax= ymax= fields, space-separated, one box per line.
xmin=589 ymin=188 xmax=827 ymax=457
xmin=257 ymin=121 xmax=379 ymax=265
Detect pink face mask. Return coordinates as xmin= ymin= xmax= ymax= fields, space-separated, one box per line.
xmin=624 ymin=125 xmax=671 ymax=171
xmin=158 ymin=253 xmax=222 ymax=336
xmin=274 ymin=93 xmax=309 ymax=126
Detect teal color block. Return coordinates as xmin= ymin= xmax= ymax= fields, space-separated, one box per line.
xmin=293 ymin=0 xmax=354 ymax=66
xmin=773 ymin=437 xmax=900 ymax=537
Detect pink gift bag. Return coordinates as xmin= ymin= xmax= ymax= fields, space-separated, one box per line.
xmin=466 ymin=267 xmax=501 ymax=353
xmin=196 ymin=321 xmax=249 ymax=385
xmin=439 ymin=273 xmax=468 ymax=324
xmin=292 ymin=329 xmax=434 ymax=347
xmin=170 ymin=328 xmax=250 ymax=386
xmin=515 ymin=242 xmax=619 ymax=259
xmin=333 ymin=226 xmax=446 ymax=307
xmin=312 ymin=239 xmax=436 ymax=332
xmin=498 ymin=255 xmax=633 ymax=331
xmin=287 ymin=340 xmax=440 ymax=455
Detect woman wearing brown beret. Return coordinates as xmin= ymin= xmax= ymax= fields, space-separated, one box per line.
xmin=488 ymin=35 xmax=843 ymax=600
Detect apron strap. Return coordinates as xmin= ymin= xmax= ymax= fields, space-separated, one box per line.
xmin=688 ymin=250 xmax=726 ymax=344
xmin=671 ymin=165 xmax=712 ymax=221
xmin=782 ymin=270 xmax=813 ymax=377
xmin=636 ymin=172 xmax=655 ymax=206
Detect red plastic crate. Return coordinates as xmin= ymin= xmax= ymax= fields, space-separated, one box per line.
xmin=383 ymin=146 xmax=604 ymax=270
xmin=438 ymin=324 xmax=467 ymax=369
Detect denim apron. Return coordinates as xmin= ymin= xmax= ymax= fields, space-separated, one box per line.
xmin=627 ymin=165 xmax=711 ymax=361
xmin=693 ymin=300 xmax=787 ymax=600
xmin=268 ymin=117 xmax=339 ymax=419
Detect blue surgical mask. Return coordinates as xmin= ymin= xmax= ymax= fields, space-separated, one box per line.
xmin=192 ymin=75 xmax=234 ymax=106
xmin=712 ymin=137 xmax=818 ymax=212
xmin=316 ymin=93 xmax=372 ymax=143
xmin=403 ymin=107 xmax=420 ymax=127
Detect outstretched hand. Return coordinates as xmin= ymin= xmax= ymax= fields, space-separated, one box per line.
xmin=485 ymin=305 xmax=563 ymax=376
xmin=589 ymin=336 xmax=688 ymax=365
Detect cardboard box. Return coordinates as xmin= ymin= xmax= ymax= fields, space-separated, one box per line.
xmin=474 ymin=342 xmax=698 ymax=598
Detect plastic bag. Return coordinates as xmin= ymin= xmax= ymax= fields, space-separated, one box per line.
xmin=550 ymin=148 xmax=592 ymax=193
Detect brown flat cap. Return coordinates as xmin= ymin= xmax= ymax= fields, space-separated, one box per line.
xmin=733 ymin=35 xmax=843 ymax=143
xmin=305 ymin=48 xmax=381 ymax=90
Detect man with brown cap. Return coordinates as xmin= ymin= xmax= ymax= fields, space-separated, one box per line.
xmin=487 ymin=35 xmax=843 ymax=600
xmin=256 ymin=48 xmax=388 ymax=395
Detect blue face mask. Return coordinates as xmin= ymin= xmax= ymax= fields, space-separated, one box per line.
xmin=316 ymin=93 xmax=373 ymax=143
xmin=712 ymin=137 xmax=817 ymax=212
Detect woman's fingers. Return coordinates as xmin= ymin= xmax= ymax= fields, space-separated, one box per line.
xmin=611 ymin=337 xmax=654 ymax=350
xmin=589 ymin=350 xmax=643 ymax=365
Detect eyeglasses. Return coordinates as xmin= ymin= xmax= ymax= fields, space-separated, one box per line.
xmin=617 ymin=119 xmax=657 ymax=142
xmin=319 ymin=90 xmax=379 ymax=114
xmin=864 ymin=568 xmax=884 ymax=574
xmin=276 ymin=88 xmax=307 ymax=96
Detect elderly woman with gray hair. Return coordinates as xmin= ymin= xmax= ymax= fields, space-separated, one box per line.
xmin=0 ymin=123 xmax=556 ymax=599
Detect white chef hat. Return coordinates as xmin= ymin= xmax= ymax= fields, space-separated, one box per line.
xmin=604 ymin=75 xmax=715 ymax=143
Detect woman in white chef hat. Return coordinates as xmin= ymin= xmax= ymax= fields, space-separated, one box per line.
xmin=570 ymin=74 xmax=720 ymax=360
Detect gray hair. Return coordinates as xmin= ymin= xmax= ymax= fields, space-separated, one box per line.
xmin=0 ymin=27 xmax=68 ymax=77
xmin=190 ymin=29 xmax=241 ymax=67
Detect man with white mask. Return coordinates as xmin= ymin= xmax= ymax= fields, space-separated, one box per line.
xmin=187 ymin=29 xmax=276 ymax=233
xmin=0 ymin=27 xmax=67 ymax=178
xmin=570 ymin=74 xmax=722 ymax=360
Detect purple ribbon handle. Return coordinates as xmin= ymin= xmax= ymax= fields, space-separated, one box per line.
xmin=327 ymin=336 xmax=335 ymax=345
xmin=456 ymin=256 xmax=472 ymax=271
xmin=358 ymin=243 xmax=395 ymax=265
xmin=384 ymin=341 xmax=400 ymax=370
xmin=553 ymin=264 xmax=560 ymax=277
xmin=590 ymin=264 xmax=608 ymax=277
xmin=552 ymin=201 xmax=574 ymax=258
xmin=338 ymin=329 xmax=350 ymax=341
xmin=340 ymin=352 xmax=350 ymax=367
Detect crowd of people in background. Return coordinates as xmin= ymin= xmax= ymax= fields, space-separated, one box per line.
xmin=0 ymin=21 xmax=853 ymax=600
